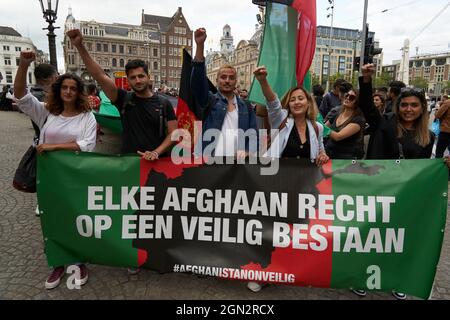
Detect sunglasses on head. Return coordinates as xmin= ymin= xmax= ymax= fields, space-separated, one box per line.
xmin=344 ymin=93 xmax=357 ymax=102
xmin=400 ymin=87 xmax=425 ymax=95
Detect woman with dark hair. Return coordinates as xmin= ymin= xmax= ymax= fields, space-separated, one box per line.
xmin=352 ymin=64 xmax=436 ymax=300
xmin=360 ymin=64 xmax=434 ymax=160
xmin=325 ymin=89 xmax=366 ymax=159
xmin=373 ymin=93 xmax=386 ymax=115
xmin=253 ymin=66 xmax=329 ymax=164
xmin=14 ymin=51 xmax=97 ymax=290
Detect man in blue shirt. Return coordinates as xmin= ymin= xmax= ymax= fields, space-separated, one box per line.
xmin=190 ymin=28 xmax=257 ymax=159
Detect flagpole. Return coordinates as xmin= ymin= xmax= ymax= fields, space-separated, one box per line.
xmin=326 ymin=0 xmax=335 ymax=93
xmin=360 ymin=0 xmax=369 ymax=74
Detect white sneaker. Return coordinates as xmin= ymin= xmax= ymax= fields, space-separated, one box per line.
xmin=247 ymin=282 xmax=263 ymax=293
xmin=127 ymin=267 xmax=141 ymax=275
xmin=35 ymin=205 xmax=40 ymax=217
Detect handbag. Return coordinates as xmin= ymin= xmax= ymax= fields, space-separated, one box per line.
xmin=12 ymin=116 xmax=47 ymax=193
xmin=13 ymin=145 xmax=38 ymax=193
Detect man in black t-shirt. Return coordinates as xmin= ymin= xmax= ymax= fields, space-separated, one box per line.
xmin=67 ymin=29 xmax=177 ymax=159
xmin=68 ymin=28 xmax=178 ymax=275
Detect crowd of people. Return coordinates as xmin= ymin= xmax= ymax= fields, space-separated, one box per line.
xmin=5 ymin=26 xmax=450 ymax=299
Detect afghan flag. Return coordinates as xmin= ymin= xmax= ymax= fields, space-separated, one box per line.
xmin=176 ymin=49 xmax=216 ymax=151
xmin=249 ymin=0 xmax=316 ymax=105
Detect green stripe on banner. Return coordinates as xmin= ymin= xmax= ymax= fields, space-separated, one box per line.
xmin=37 ymin=151 xmax=141 ymax=268
xmin=249 ymin=2 xmax=298 ymax=105
xmin=330 ymin=159 xmax=448 ymax=299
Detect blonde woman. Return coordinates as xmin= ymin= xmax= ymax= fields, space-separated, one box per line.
xmin=253 ymin=66 xmax=329 ymax=165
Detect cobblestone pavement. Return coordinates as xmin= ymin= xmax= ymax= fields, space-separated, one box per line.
xmin=0 ymin=110 xmax=449 ymax=300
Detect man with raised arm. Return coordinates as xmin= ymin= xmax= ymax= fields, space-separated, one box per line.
xmin=67 ymin=29 xmax=177 ymax=161
xmin=190 ymin=28 xmax=257 ymax=159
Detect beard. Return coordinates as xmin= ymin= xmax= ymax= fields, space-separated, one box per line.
xmin=131 ymin=83 xmax=151 ymax=93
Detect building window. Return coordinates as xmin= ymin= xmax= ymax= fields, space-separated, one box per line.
xmin=120 ymin=59 xmax=124 ymax=67
xmin=96 ymin=43 xmax=102 ymax=52
xmin=169 ymin=47 xmax=173 ymax=56
xmin=153 ymin=62 xmax=158 ymax=70
xmin=162 ymin=47 xmax=166 ymax=55
xmin=339 ymin=56 xmax=346 ymax=74
xmin=16 ymin=58 xmax=20 ymax=66
xmin=4 ymin=57 xmax=11 ymax=65
xmin=162 ymin=59 xmax=166 ymax=67
xmin=103 ymin=44 xmax=108 ymax=52
xmin=188 ymin=39 xmax=191 ymax=46
xmin=162 ymin=36 xmax=166 ymax=44
xmin=174 ymin=37 xmax=178 ymax=45
xmin=153 ymin=48 xmax=158 ymax=57
xmin=169 ymin=59 xmax=173 ymax=67
xmin=112 ymin=44 xmax=116 ymax=53
xmin=15 ymin=47 xmax=21 ymax=52
xmin=87 ymin=42 xmax=92 ymax=51
xmin=169 ymin=36 xmax=173 ymax=44
xmin=112 ymin=58 xmax=117 ymax=67
xmin=6 ymin=71 xmax=12 ymax=83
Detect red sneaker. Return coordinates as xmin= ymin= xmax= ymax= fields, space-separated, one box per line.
xmin=75 ymin=264 xmax=88 ymax=286
xmin=45 ymin=266 xmax=65 ymax=290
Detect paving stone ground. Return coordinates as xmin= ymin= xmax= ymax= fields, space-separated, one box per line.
xmin=0 ymin=110 xmax=449 ymax=300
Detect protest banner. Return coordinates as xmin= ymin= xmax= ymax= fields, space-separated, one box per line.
xmin=38 ymin=152 xmax=447 ymax=299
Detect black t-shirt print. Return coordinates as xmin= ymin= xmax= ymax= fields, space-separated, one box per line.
xmin=113 ymin=89 xmax=177 ymax=155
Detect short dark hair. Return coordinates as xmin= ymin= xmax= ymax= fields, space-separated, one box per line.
xmin=389 ymin=81 xmax=406 ymax=97
xmin=338 ymin=82 xmax=353 ymax=95
xmin=313 ymin=84 xmax=325 ymax=97
xmin=86 ymin=83 xmax=97 ymax=95
xmin=125 ymin=59 xmax=149 ymax=76
xmin=376 ymin=87 xmax=388 ymax=94
xmin=333 ymin=79 xmax=347 ymax=90
xmin=34 ymin=63 xmax=57 ymax=81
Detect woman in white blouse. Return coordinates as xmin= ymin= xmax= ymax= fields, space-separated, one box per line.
xmin=253 ymin=66 xmax=329 ymax=165
xmin=14 ymin=51 xmax=97 ymax=290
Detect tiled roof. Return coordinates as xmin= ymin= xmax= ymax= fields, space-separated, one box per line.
xmin=0 ymin=26 xmax=22 ymax=37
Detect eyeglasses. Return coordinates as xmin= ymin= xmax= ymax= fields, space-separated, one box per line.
xmin=344 ymin=93 xmax=357 ymax=102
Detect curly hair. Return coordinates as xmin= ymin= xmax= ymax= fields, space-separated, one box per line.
xmin=45 ymin=73 xmax=90 ymax=115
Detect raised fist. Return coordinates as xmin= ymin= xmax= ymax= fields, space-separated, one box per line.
xmin=66 ymin=29 xmax=83 ymax=47
xmin=361 ymin=63 xmax=376 ymax=78
xmin=253 ymin=66 xmax=268 ymax=82
xmin=19 ymin=51 xmax=36 ymax=66
xmin=194 ymin=28 xmax=207 ymax=45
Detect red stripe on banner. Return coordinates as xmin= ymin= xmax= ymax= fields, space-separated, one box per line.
xmin=241 ymin=160 xmax=334 ymax=288
xmin=138 ymin=249 xmax=148 ymax=267
xmin=140 ymin=158 xmax=203 ymax=187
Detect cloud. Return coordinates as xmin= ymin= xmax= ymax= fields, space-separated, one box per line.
xmin=2 ymin=0 xmax=449 ymax=70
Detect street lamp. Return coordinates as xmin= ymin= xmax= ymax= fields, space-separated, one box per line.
xmin=39 ymin=0 xmax=60 ymax=70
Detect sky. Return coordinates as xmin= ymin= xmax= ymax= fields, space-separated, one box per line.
xmin=1 ymin=0 xmax=449 ymax=72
